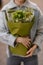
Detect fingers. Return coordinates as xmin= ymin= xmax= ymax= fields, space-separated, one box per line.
xmin=25 ymin=38 xmax=32 ymax=48
xmin=26 ymin=38 xmax=31 ymax=43
xmin=16 ymin=37 xmax=32 ymax=48
xmin=28 ymin=39 xmax=31 ymax=42
xmin=25 ymin=48 xmax=33 ymax=57
xmin=27 ymin=39 xmax=32 ymax=47
xmin=28 ymin=42 xmax=32 ymax=47
xmin=25 ymin=52 xmax=33 ymax=57
xmin=26 ymin=48 xmax=32 ymax=54
xmin=22 ymin=39 xmax=31 ymax=48
xmin=25 ymin=41 xmax=31 ymax=48
xmin=24 ymin=44 xmax=28 ymax=48
xmin=20 ymin=41 xmax=29 ymax=48
xmin=25 ymin=45 xmax=37 ymax=57
xmin=24 ymin=41 xmax=31 ymax=48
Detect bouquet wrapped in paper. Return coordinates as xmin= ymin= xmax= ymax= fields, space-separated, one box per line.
xmin=6 ymin=7 xmax=35 ymax=56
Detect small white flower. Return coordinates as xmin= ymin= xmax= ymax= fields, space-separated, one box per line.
xmin=16 ymin=19 xmax=18 ymax=22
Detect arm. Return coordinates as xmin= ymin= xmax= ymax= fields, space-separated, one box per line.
xmin=33 ymin=5 xmax=43 ymax=51
xmin=25 ymin=7 xmax=43 ymax=57
xmin=33 ymin=12 xmax=43 ymax=50
xmin=0 ymin=11 xmax=17 ymax=47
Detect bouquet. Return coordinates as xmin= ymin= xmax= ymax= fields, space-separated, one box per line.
xmin=6 ymin=7 xmax=35 ymax=56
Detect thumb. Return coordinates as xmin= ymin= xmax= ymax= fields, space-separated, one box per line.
xmin=26 ymin=48 xmax=32 ymax=54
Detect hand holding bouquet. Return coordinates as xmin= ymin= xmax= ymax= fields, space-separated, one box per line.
xmin=6 ymin=7 xmax=35 ymax=56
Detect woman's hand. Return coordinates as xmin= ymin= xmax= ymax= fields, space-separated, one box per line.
xmin=25 ymin=44 xmax=38 ymax=57
xmin=16 ymin=37 xmax=31 ymax=48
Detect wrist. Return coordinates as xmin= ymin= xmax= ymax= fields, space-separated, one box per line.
xmin=14 ymin=37 xmax=19 ymax=46
xmin=15 ymin=37 xmax=18 ymax=43
xmin=15 ymin=37 xmax=21 ymax=43
xmin=34 ymin=44 xmax=38 ymax=48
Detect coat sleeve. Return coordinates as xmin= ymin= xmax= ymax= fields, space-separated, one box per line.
xmin=0 ymin=11 xmax=17 ymax=47
xmin=33 ymin=6 xmax=43 ymax=51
